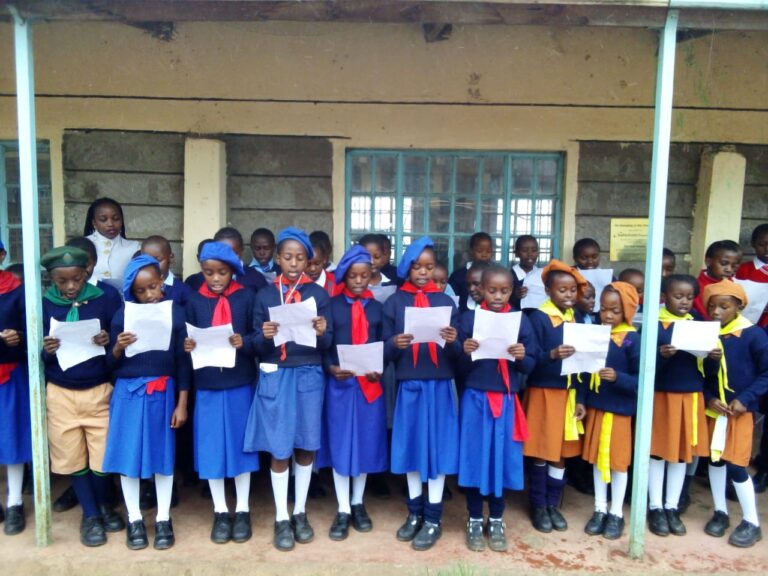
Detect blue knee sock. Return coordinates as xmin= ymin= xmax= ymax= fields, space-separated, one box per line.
xmin=424 ymin=500 xmax=444 ymax=525
xmin=528 ymin=464 xmax=547 ymax=508
xmin=90 ymin=471 xmax=112 ymax=508
xmin=71 ymin=471 xmax=99 ymax=519
xmin=407 ymin=495 xmax=424 ymax=517
xmin=464 ymin=487 xmax=483 ymax=519
xmin=488 ymin=494 xmax=505 ymax=519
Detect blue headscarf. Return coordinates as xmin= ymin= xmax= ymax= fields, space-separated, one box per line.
xmin=123 ymin=254 xmax=162 ymax=302
xmin=276 ymin=227 xmax=314 ymax=260
xmin=336 ymin=245 xmax=372 ymax=282
xmin=0 ymin=239 xmax=4 ymax=251
xmin=397 ymin=236 xmax=435 ymax=280
xmin=199 ymin=241 xmax=245 ymax=276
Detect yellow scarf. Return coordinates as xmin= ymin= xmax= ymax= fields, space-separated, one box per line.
xmin=539 ymin=298 xmax=575 ymax=327
xmin=589 ymin=323 xmax=636 ymax=394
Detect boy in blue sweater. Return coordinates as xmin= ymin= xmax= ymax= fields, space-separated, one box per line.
xmin=141 ymin=235 xmax=192 ymax=307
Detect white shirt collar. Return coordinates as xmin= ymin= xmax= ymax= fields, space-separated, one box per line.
xmin=468 ymin=298 xmax=478 ymax=311
xmin=512 ymin=264 xmax=539 ymax=280
xmin=754 ymin=257 xmax=767 ymax=270
xmin=380 ymin=271 xmax=391 ymax=284
xmin=164 ymin=270 xmax=175 ymax=286
xmin=315 ymin=268 xmax=327 ymax=287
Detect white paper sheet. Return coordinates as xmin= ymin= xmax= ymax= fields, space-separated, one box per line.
xmin=711 ymin=414 xmax=728 ymax=455
xmin=124 ymin=300 xmax=173 ymax=358
xmin=268 ymin=297 xmax=318 ymax=348
xmin=579 ymin=268 xmax=614 ymax=312
xmin=520 ymin=269 xmax=547 ymax=310
xmin=560 ymin=323 xmax=611 ymax=375
xmin=471 ymin=308 xmax=522 ymax=362
xmin=49 ymin=318 xmax=105 ymax=371
xmin=403 ymin=306 xmax=452 ymax=348
xmin=370 ymin=284 xmax=397 ymax=304
xmin=670 ymin=320 xmax=720 ymax=359
xmin=337 ymin=342 xmax=384 ymax=376
xmin=185 ymin=323 xmax=236 ymax=370
xmin=733 ymin=278 xmax=768 ymax=324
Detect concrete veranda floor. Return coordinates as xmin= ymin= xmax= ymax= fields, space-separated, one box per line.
xmin=1 ymin=471 xmax=766 ymax=575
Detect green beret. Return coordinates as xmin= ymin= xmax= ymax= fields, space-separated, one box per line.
xmin=41 ymin=246 xmax=89 ymax=271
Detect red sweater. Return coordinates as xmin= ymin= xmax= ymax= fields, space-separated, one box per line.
xmin=736 ymin=259 xmax=768 ymax=327
xmin=692 ymin=270 xmax=731 ymax=320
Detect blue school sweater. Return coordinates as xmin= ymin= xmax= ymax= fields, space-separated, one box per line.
xmin=164 ymin=276 xmax=192 ymax=307
xmin=0 ymin=285 xmax=26 ymax=364
xmin=382 ymin=290 xmax=460 ymax=381
xmin=577 ymin=331 xmax=640 ymax=416
xmin=184 ymin=269 xmax=266 ymax=294
xmin=252 ymin=282 xmax=333 ymax=367
xmin=185 ymin=288 xmax=257 ymax=390
xmin=325 ymin=294 xmax=383 ymax=369
xmin=457 ymin=309 xmax=537 ymax=393
xmin=42 ymin=293 xmax=120 ymax=389
xmin=704 ymin=324 xmax=768 ymax=413
xmin=448 ymin=265 xmax=470 ymax=299
xmin=97 ymin=280 xmax=123 ymax=309
xmin=527 ymin=309 xmax=576 ymax=390
xmin=655 ymin=321 xmax=716 ymax=393
xmin=108 ymin=301 xmax=191 ymax=390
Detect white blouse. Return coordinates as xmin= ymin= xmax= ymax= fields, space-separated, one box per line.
xmin=87 ymin=231 xmax=141 ymax=285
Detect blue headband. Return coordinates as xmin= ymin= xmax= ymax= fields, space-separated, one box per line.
xmin=123 ymin=254 xmax=161 ymax=302
xmin=335 ymin=245 xmax=372 ymax=283
xmin=277 ymin=227 xmax=314 ymax=260
xmin=397 ymin=236 xmax=435 ymax=280
xmin=199 ymin=241 xmax=245 ymax=276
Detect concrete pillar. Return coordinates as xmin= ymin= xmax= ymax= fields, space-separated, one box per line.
xmin=183 ymin=138 xmax=227 ymax=276
xmin=690 ymin=150 xmax=746 ymax=271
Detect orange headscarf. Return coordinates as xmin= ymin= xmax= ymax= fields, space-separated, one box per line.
xmin=702 ymin=280 xmax=748 ymax=311
xmin=606 ymin=281 xmax=640 ymax=325
xmin=541 ymin=259 xmax=588 ymax=296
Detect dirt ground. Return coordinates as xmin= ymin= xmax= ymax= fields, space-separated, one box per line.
xmin=1 ymin=470 xmax=766 ymax=576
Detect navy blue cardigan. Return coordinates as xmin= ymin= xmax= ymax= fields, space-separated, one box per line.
xmin=527 ymin=309 xmax=578 ymax=390
xmin=0 ymin=285 xmax=26 ymax=364
xmin=577 ymin=331 xmax=640 ymax=416
xmin=184 ymin=269 xmax=266 ymax=295
xmin=655 ymin=321 xmax=716 ymax=393
xmin=325 ymin=294 xmax=383 ymax=370
xmin=165 ymin=276 xmax=192 ymax=307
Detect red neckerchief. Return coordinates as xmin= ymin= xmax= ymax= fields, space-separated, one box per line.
xmin=198 ymin=281 xmax=244 ymax=326
xmin=478 ymin=302 xmax=529 ymax=441
xmin=400 ymin=280 xmax=440 ymax=368
xmin=338 ymin=286 xmax=382 ymax=403
xmin=274 ymin=273 xmax=314 ymax=360
xmin=0 ymin=363 xmax=18 ymax=385
xmin=146 ymin=375 xmax=169 ymax=395
xmin=0 ymin=271 xmax=21 ymax=295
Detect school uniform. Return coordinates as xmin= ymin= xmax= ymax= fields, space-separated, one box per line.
xmin=381 ymin=264 xmax=399 ymax=286
xmin=89 ymin=276 xmax=124 ymax=307
xmin=692 ymin=270 xmax=728 ymax=320
xmin=511 ymin=264 xmax=540 ymax=310
xmin=316 ymin=269 xmax=337 ymax=297
xmin=163 ymin=271 xmax=192 ymax=307
xmin=249 ymin=260 xmax=280 ymax=283
xmin=575 ymin=309 xmax=599 ymax=325
xmin=736 ymin=258 xmax=768 ymax=327
xmin=458 ymin=293 xmax=480 ymax=314
xmin=87 ymin=231 xmax=140 ymax=286
xmin=448 ymin=262 xmax=473 ymax=300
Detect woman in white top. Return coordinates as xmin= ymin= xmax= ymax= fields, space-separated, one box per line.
xmin=84 ymin=197 xmax=141 ymax=288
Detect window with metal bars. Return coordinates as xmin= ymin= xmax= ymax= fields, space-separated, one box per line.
xmin=345 ymin=150 xmax=563 ymax=273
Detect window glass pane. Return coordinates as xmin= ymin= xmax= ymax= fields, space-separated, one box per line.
xmin=430 ymin=156 xmax=452 ymax=195
xmin=454 ymin=196 xmax=476 ymax=234
xmin=6 ymin=185 xmax=21 ymax=224
xmin=512 ymin=158 xmax=532 ymax=196
xmin=479 ymin=197 xmax=504 ymax=236
xmin=351 ymin=156 xmax=371 ymax=193
xmin=493 ymin=236 xmax=504 ymax=263
xmin=429 ymin=197 xmax=451 ymax=234
xmin=538 ymin=237 xmax=553 ymax=263
xmin=481 ymin=157 xmax=504 ymax=196
xmin=534 ymin=199 xmax=554 ymax=235
xmin=432 ymin=236 xmax=451 ymax=268
xmin=452 ymin=235 xmax=470 ymax=270
xmin=375 ymin=156 xmax=397 ymax=193
xmin=404 ymin=156 xmax=427 ymax=195
xmin=511 ymin=198 xmax=532 ymax=236
xmin=456 ymin=157 xmax=478 ymax=196
xmin=537 ymin=158 xmax=558 ymax=195
xmin=402 ymin=196 xmax=426 ymax=234
xmin=373 ymin=195 xmax=396 ymax=232
xmin=350 ymin=195 xmax=371 ymax=232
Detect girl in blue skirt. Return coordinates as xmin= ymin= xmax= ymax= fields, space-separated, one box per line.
xmin=384 ymin=236 xmax=460 ymax=551
xmin=317 ymin=245 xmax=387 ymax=541
xmin=244 ymin=227 xmax=332 ymax=551
xmin=458 ymin=265 xmax=537 ymax=552
xmin=0 ymin=267 xmax=31 ymax=536
xmin=103 ymin=255 xmax=190 ymax=550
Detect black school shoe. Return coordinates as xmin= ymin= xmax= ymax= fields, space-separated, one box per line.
xmin=487 ymin=518 xmax=507 ymax=553
xmin=728 ymin=520 xmax=763 ymax=548
xmin=232 ymin=511 xmax=252 ymax=543
xmin=329 ymin=512 xmax=350 ymax=541
xmin=397 ymin=514 xmax=422 ymax=541
xmin=603 ymin=514 xmax=624 ymax=540
xmin=80 ymin=516 xmax=107 ymax=547
xmin=547 ymin=506 xmax=568 ymax=531
xmin=666 ymin=509 xmax=686 ymax=536
xmin=648 ymin=508 xmax=670 ymax=536
xmin=753 ymin=471 xmax=768 ymax=494
xmin=274 ymin=520 xmax=294 ymax=551
xmin=3 ymin=504 xmax=25 ymax=536
xmin=704 ymin=511 xmax=730 ymax=538
xmin=126 ymin=520 xmax=148 ymax=550
xmin=154 ymin=520 xmax=175 ymax=550
xmin=412 ymin=521 xmax=441 ymax=551
xmin=351 ymin=503 xmax=373 ymax=532
xmin=291 ymin=513 xmax=314 ymax=544
xmin=54 ymin=486 xmax=78 ymax=513
xmin=465 ymin=518 xmax=485 ymax=552
xmin=210 ymin=512 xmax=232 ymax=544
xmin=530 ymin=507 xmax=552 ymax=533
xmin=584 ymin=511 xmax=607 ymax=536
xmin=100 ymin=505 xmax=126 ymax=533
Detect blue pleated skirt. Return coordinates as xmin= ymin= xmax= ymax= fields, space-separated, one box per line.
xmin=0 ymin=363 xmax=32 ymax=465
xmin=194 ymin=385 xmax=260 ymax=479
xmin=315 ymin=375 xmax=388 ymax=476
xmin=391 ymin=378 xmax=459 ymax=480
xmin=458 ymin=387 xmax=525 ymax=497
xmin=103 ymin=376 xmax=176 ymax=478
xmin=243 ymin=365 xmax=324 ymax=460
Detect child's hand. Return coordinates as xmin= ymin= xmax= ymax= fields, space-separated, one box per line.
xmin=728 ymin=398 xmax=747 ymax=415
xmin=598 ymin=368 xmax=616 ymax=382
xmin=659 ymin=344 xmax=677 ymax=358
xmin=43 ymin=336 xmax=60 ymax=354
xmin=707 ymin=348 xmax=723 ymax=361
xmin=550 ymin=345 xmax=575 ymax=360
xmin=707 ymin=398 xmax=732 ymax=416
xmin=312 ymin=316 xmax=327 ymax=337
xmin=229 ymin=334 xmax=243 ymax=349
xmin=0 ymin=329 xmax=21 ymax=347
xmin=514 ymin=286 xmax=528 ymax=300
xmin=115 ymin=332 xmax=137 ymax=351
xmin=440 ymin=327 xmax=457 ymax=344
xmin=508 ymin=343 xmax=526 ymax=361
xmin=330 ymin=365 xmax=355 ymax=381
xmin=574 ymin=403 xmax=587 ymax=421
xmin=262 ymin=321 xmax=279 ymax=340
xmin=364 ymin=372 xmax=381 ymax=383
xmin=394 ymin=334 xmax=414 ymax=349
xmin=92 ymin=330 xmax=109 ymax=347
xmin=170 ymin=404 xmax=188 ymax=429
xmin=463 ymin=338 xmax=480 ymax=355
xmin=184 ymin=338 xmax=197 ymax=353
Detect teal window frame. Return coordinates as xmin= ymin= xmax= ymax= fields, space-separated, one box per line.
xmin=345 ymin=149 xmax=564 ymax=273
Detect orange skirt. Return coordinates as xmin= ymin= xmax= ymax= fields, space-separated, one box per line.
xmin=650 ymin=391 xmax=709 ymax=463
xmin=523 ymin=387 xmax=582 ymax=462
xmin=582 ymin=408 xmax=632 ymax=472
xmin=707 ymin=412 xmax=753 ymax=468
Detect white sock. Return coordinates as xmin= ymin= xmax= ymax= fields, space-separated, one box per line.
xmin=708 ymin=464 xmax=728 ymax=514
xmin=6 ymin=464 xmax=24 ymax=507
xmin=648 ymin=458 xmax=665 ymax=510
xmin=120 ymin=476 xmax=143 ymax=523
xmin=610 ymin=471 xmax=628 ymax=518
xmin=271 ymin=469 xmax=290 ymax=522
xmin=154 ymin=474 xmax=173 ymax=522
xmin=687 ymin=456 xmax=699 ymax=476
xmin=333 ymin=470 xmax=351 ymax=514
xmin=351 ymin=473 xmax=367 ymax=506
xmin=733 ymin=478 xmax=760 ymax=526
xmin=293 ymin=462 xmax=313 ymax=515
xmin=234 ymin=472 xmax=251 ymax=513
xmin=593 ymin=465 xmax=608 ymax=514
xmin=208 ymin=478 xmax=228 ymax=514
xmin=664 ymin=462 xmax=687 ymax=510
xmin=427 ymin=475 xmax=445 ymax=504
xmin=547 ymin=465 xmax=565 ymax=480
xmin=406 ymin=472 xmax=423 ymax=500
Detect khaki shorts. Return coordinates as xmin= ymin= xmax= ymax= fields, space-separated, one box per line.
xmin=46 ymin=382 xmax=112 ymax=475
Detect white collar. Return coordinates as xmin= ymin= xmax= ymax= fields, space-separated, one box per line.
xmin=315 ymin=268 xmax=327 ymax=287
xmin=754 ymin=257 xmax=767 ymax=270
xmin=90 ymin=231 xmax=123 ymax=246
xmin=164 ymin=270 xmax=175 ymax=286
xmin=88 ymin=276 xmax=98 ymax=286
xmin=380 ymin=271 xmax=391 ymax=284
xmin=466 ymin=261 xmax=473 ymax=270
xmin=468 ymin=298 xmax=478 ymax=311
xmin=512 ymin=264 xmax=538 ymax=280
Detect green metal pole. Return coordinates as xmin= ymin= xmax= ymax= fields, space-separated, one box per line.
xmin=628 ymin=8 xmax=678 ymax=560
xmin=10 ymin=5 xmax=53 ymax=547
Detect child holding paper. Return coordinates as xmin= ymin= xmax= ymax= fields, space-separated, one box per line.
xmin=576 ymin=282 xmax=640 ymax=540
xmin=244 ymin=227 xmax=332 ymax=551
xmin=184 ymin=241 xmax=259 ymax=545
xmin=511 ymin=235 xmax=540 ymax=309
xmin=317 ymin=245 xmax=386 ymax=541
xmin=523 ymin=259 xmax=587 ymax=533
xmin=692 ymin=240 xmax=741 ymax=319
xmin=702 ymin=281 xmax=768 ymax=548
xmin=41 ymin=246 xmax=124 ymax=547
xmin=458 ymin=265 xmax=536 ymax=552
xmin=735 ymin=223 xmax=768 ymax=327
xmin=102 ymin=255 xmax=189 ymax=550
xmin=384 ymin=236 xmax=460 ymax=551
